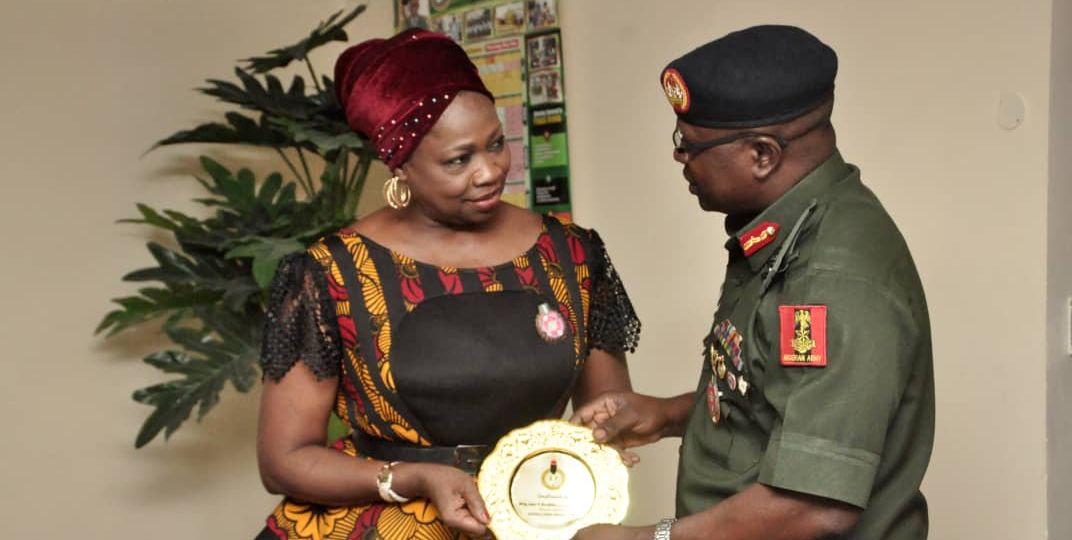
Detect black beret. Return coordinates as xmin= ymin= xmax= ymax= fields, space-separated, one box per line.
xmin=660 ymin=25 xmax=837 ymax=128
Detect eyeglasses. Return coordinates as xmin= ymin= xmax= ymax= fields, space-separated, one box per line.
xmin=672 ymin=116 xmax=832 ymax=160
xmin=672 ymin=127 xmax=788 ymax=159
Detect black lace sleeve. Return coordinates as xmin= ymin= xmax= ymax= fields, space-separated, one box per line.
xmin=587 ymin=230 xmax=641 ymax=355
xmin=260 ymin=252 xmax=344 ymax=381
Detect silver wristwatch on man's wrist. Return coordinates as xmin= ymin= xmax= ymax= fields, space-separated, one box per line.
xmin=653 ymin=517 xmax=677 ymax=540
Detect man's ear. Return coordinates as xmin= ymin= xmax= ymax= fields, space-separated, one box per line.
xmin=750 ymin=137 xmax=783 ymax=180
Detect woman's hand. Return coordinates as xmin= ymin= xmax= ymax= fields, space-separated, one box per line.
xmin=395 ymin=463 xmax=491 ymax=537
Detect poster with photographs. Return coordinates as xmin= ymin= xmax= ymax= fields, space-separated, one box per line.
xmin=464 ymin=7 xmax=494 ymax=41
xmin=528 ymin=68 xmax=562 ymax=106
xmin=432 ymin=13 xmax=463 ymax=42
xmin=494 ymin=2 xmax=525 ymax=36
xmin=526 ymin=0 xmax=557 ymax=30
xmin=526 ymin=33 xmax=559 ymax=70
xmin=397 ymin=0 xmax=571 ymax=217
xmin=398 ymin=0 xmax=431 ymax=30
xmin=428 ymin=0 xmax=483 ymax=16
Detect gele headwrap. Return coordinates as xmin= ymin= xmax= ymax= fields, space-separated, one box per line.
xmin=334 ymin=28 xmax=494 ymax=169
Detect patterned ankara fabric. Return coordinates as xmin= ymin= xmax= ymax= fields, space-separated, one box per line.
xmin=256 ymin=216 xmax=639 ymax=540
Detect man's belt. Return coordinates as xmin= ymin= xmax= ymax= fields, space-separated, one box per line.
xmin=353 ymin=431 xmax=491 ymax=476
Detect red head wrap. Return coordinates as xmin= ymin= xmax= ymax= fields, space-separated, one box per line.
xmin=334 ymin=28 xmax=494 ymax=170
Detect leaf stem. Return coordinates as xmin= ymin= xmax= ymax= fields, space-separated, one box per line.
xmin=346 ymin=151 xmax=361 ymax=190
xmin=337 ymin=151 xmax=350 ymax=196
xmin=296 ymin=147 xmax=315 ymax=191
xmin=304 ymin=58 xmax=324 ymax=94
xmin=347 ymin=150 xmax=373 ymax=216
xmin=274 ymin=148 xmax=312 ymax=197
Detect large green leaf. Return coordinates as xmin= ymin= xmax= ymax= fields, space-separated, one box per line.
xmin=220 ymin=277 xmax=263 ymax=312
xmin=242 ymin=5 xmax=367 ymax=73
xmin=96 ymin=286 xmax=222 ymax=337
xmin=226 ymin=236 xmax=305 ymax=288
xmin=122 ymin=242 xmax=218 ymax=287
xmin=132 ymin=350 xmax=241 ymax=447
xmin=132 ymin=309 xmax=261 ymax=447
xmin=118 ymin=203 xmax=181 ymax=231
xmin=257 ymin=173 xmax=284 ymax=208
xmin=237 ymin=70 xmax=319 ymax=119
xmin=155 ymin=112 xmax=289 ymax=148
xmin=270 ymin=117 xmax=365 ymax=154
xmin=201 ymin=72 xmax=328 ymax=122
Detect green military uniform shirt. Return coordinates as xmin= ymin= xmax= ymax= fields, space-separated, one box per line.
xmin=675 ymin=151 xmax=935 ymax=539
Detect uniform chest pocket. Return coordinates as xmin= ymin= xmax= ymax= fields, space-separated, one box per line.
xmin=698 ymin=396 xmax=764 ymax=475
xmin=724 ymin=421 xmax=764 ymax=474
xmin=708 ymin=319 xmax=764 ymax=474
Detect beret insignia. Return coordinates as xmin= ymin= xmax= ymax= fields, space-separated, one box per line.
xmin=661 ymin=68 xmax=691 ymax=114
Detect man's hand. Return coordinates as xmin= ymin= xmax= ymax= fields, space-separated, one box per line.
xmin=571 ymin=391 xmax=690 ymax=464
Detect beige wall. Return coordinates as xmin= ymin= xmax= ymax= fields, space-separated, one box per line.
xmin=0 ymin=0 xmax=1063 ymax=538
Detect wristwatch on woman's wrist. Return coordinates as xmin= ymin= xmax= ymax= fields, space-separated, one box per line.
xmin=376 ymin=461 xmax=411 ymax=503
xmin=653 ymin=517 xmax=677 ymax=540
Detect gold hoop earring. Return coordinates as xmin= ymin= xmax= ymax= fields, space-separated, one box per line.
xmin=383 ymin=176 xmax=411 ymax=209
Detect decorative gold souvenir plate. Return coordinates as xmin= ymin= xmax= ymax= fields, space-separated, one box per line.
xmin=478 ymin=419 xmax=629 ymax=540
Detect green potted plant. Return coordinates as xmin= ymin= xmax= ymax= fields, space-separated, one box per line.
xmin=97 ymin=5 xmax=372 ymax=448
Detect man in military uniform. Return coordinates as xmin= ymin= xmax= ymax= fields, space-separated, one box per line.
xmin=571 ymin=25 xmax=935 ymax=540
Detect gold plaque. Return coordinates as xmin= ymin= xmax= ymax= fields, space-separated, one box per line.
xmin=478 ymin=419 xmax=629 ymax=540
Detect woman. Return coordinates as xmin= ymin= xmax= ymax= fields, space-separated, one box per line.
xmin=255 ymin=28 xmax=640 ymax=540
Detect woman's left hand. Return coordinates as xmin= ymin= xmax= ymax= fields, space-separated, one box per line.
xmin=397 ymin=463 xmax=490 ymax=537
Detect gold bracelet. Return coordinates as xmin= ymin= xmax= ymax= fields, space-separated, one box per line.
xmin=375 ymin=461 xmax=411 ymax=503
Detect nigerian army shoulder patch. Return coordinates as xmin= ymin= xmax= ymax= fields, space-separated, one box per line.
xmin=779 ymin=305 xmax=827 ymax=367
